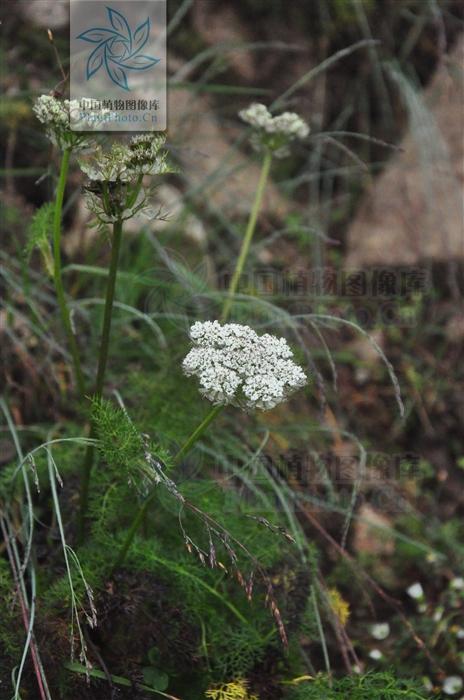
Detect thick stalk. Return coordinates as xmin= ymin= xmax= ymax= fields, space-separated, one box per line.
xmin=53 ymin=147 xmax=85 ymax=396
xmin=77 ymin=217 xmax=124 ymax=542
xmin=113 ymin=404 xmax=223 ymax=570
xmin=221 ymin=149 xmax=272 ymax=322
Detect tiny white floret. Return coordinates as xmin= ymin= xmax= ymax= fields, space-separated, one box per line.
xmin=368 ymin=649 xmax=383 ymax=660
xmin=443 ymin=676 xmax=463 ymax=695
xmin=451 ymin=577 xmax=464 ymax=591
xmin=370 ymin=622 xmax=390 ymax=640
xmin=407 ymin=582 xmax=424 ymax=600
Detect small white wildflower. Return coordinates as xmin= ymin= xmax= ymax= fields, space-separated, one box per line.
xmin=370 ymin=622 xmax=390 ymax=640
xmin=433 ymin=606 xmax=444 ymax=622
xmin=239 ymin=102 xmax=309 ymax=159
xmin=368 ymin=648 xmax=383 ymax=661
xmin=182 ymin=321 xmax=307 ymax=411
xmin=407 ymin=582 xmax=424 ymax=600
xmin=456 ymin=628 xmax=464 ymax=639
xmin=33 ymin=94 xmax=88 ymax=150
xmin=451 ymin=577 xmax=464 ymax=591
xmin=443 ymin=676 xmax=463 ymax=695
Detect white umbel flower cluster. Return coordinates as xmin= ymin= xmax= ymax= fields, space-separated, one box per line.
xmin=80 ymin=143 xmax=130 ymax=183
xmin=124 ymin=133 xmax=173 ymax=177
xmin=80 ymin=134 xmax=172 ymax=183
xmin=80 ymin=134 xmax=174 ymax=224
xmin=182 ymin=321 xmax=307 ymax=410
xmin=239 ymin=103 xmax=310 ymax=158
xmin=33 ymin=94 xmax=86 ymax=150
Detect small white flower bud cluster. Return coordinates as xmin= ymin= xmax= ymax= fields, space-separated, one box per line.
xmin=239 ymin=103 xmax=309 ymax=158
xmin=80 ymin=134 xmax=172 ymax=183
xmin=33 ymin=94 xmax=87 ymax=150
xmin=124 ymin=133 xmax=173 ymax=177
xmin=239 ymin=103 xmax=272 ymax=129
xmin=182 ymin=321 xmax=307 ymax=410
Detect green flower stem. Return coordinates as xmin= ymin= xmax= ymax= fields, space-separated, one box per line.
xmin=221 ymin=149 xmax=273 ymax=322
xmin=53 ymin=147 xmax=85 ymax=396
xmin=77 ymin=217 xmax=124 ymax=543
xmin=94 ymin=217 xmax=124 ymax=398
xmin=113 ymin=404 xmax=223 ymax=571
xmin=171 ymin=403 xmax=223 ymax=466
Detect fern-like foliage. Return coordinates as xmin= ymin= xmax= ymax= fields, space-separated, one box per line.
xmin=37 ymin=396 xmax=316 ymax=692
xmin=25 ymin=202 xmax=54 ymax=276
xmin=91 ymin=397 xmax=173 ymax=477
xmin=91 ymin=398 xmax=143 ymax=469
xmin=284 ymin=671 xmax=431 ymax=699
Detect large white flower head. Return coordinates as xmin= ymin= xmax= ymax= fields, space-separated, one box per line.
xmin=182 ymin=321 xmax=307 ymax=410
xmin=33 ymin=94 xmax=89 ymax=150
xmin=239 ymin=103 xmax=309 ymax=158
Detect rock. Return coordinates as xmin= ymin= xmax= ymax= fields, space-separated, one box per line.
xmin=18 ymin=0 xmax=69 ymax=29
xmin=347 ymin=35 xmax=464 ymax=267
xmin=353 ymin=504 xmax=394 ymax=556
xmin=151 ymin=184 xmax=207 ymax=247
xmin=191 ymin=3 xmax=255 ymax=81
xmin=445 ymin=313 xmax=464 ymax=343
